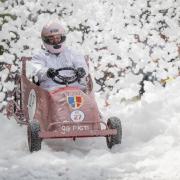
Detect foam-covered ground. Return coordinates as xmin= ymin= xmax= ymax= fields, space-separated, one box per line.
xmin=0 ymin=0 xmax=180 ymax=179
xmin=1 ymin=78 xmax=180 ymax=180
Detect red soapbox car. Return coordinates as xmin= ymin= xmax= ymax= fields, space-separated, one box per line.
xmin=6 ymin=56 xmax=122 ymax=152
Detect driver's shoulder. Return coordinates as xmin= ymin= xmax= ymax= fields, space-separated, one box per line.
xmin=32 ymin=49 xmax=50 ymax=61
xmin=64 ymin=47 xmax=84 ymax=58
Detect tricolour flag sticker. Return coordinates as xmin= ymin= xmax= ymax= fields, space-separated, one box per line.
xmin=67 ymin=96 xmax=83 ymax=109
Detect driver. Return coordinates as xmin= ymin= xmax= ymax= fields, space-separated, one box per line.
xmin=31 ymin=20 xmax=88 ymax=91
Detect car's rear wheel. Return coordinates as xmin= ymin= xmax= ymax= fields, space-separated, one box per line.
xmin=106 ymin=117 xmax=122 ymax=149
xmin=27 ymin=121 xmax=42 ymax=152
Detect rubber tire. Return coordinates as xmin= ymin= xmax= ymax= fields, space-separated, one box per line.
xmin=106 ymin=117 xmax=122 ymax=149
xmin=27 ymin=122 xmax=42 ymax=152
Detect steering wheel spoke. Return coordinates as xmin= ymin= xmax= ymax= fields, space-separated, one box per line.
xmin=51 ymin=67 xmax=79 ymax=85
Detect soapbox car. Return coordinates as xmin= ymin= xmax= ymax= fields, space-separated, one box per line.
xmin=6 ymin=56 xmax=122 ymax=152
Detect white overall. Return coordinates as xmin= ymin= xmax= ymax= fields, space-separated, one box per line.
xmin=31 ymin=47 xmax=88 ymax=91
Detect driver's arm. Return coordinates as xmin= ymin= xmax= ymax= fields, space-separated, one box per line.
xmin=72 ymin=53 xmax=89 ymax=77
xmin=31 ymin=53 xmax=49 ymax=82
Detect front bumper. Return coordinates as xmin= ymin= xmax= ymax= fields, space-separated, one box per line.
xmin=39 ymin=128 xmax=117 ymax=139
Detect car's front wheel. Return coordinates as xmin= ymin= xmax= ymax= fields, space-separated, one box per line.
xmin=27 ymin=121 xmax=42 ymax=152
xmin=106 ymin=117 xmax=122 ymax=149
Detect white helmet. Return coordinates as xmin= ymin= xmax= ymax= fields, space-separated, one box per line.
xmin=41 ymin=21 xmax=66 ymax=54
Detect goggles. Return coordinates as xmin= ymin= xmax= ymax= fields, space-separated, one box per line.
xmin=43 ymin=34 xmax=66 ymax=45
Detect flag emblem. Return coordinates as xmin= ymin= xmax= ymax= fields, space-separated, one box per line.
xmin=67 ymin=96 xmax=83 ymax=109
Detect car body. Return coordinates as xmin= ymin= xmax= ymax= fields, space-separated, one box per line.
xmin=6 ymin=56 xmax=122 ymax=152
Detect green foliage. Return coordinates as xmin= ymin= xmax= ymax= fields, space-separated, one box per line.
xmin=0 ymin=13 xmax=17 ymax=21
xmin=0 ymin=13 xmax=17 ymax=31
xmin=0 ymin=0 xmax=7 ymax=3
xmin=0 ymin=45 xmax=4 ymax=55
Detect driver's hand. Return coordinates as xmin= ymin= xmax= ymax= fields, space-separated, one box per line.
xmin=47 ymin=68 xmax=58 ymax=78
xmin=76 ymin=67 xmax=86 ymax=78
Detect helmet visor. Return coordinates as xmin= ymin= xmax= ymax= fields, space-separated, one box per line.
xmin=43 ymin=34 xmax=66 ymax=45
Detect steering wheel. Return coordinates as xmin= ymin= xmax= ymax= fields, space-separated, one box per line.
xmin=51 ymin=67 xmax=79 ymax=85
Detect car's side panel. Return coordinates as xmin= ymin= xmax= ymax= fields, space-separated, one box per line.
xmin=21 ymin=75 xmax=50 ymax=130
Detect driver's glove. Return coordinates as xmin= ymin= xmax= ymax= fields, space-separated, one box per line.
xmin=76 ymin=67 xmax=86 ymax=78
xmin=47 ymin=68 xmax=58 ymax=78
